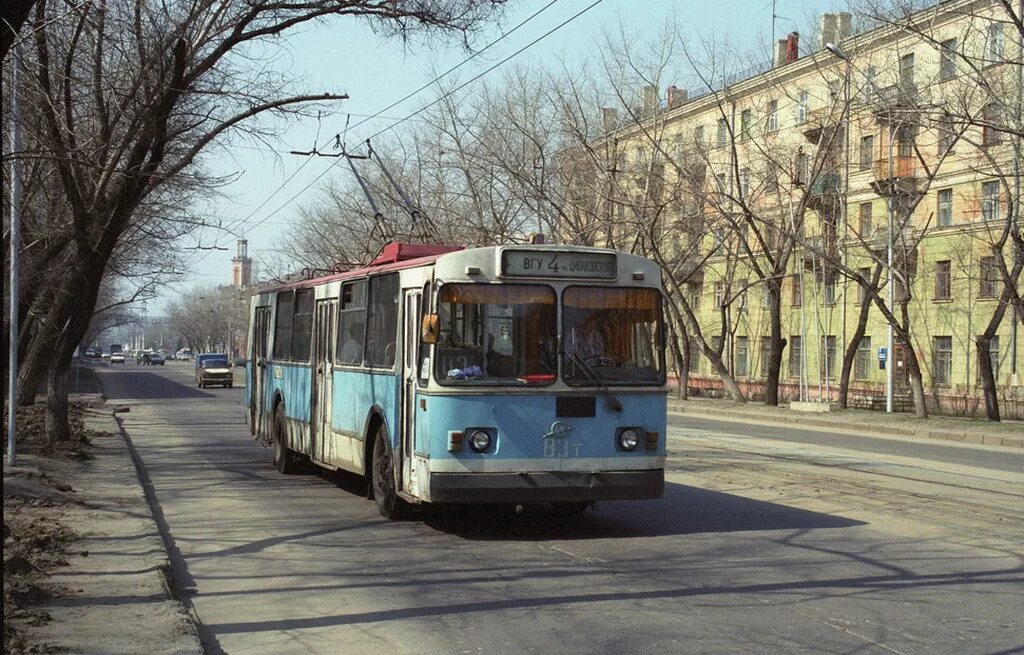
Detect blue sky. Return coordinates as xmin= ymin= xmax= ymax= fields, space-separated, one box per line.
xmin=165 ymin=0 xmax=842 ymax=312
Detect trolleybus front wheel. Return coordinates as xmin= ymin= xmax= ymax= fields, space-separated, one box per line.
xmin=371 ymin=427 xmax=403 ymax=520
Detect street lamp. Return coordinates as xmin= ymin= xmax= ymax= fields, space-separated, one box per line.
xmin=826 ymin=42 xmax=895 ymax=413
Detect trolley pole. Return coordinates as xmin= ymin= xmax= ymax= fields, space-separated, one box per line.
xmin=7 ymin=43 xmax=24 ymax=466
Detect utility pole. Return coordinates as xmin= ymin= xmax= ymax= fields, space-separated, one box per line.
xmin=7 ymin=44 xmax=24 ymax=466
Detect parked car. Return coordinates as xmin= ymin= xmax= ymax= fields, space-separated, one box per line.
xmin=233 ymin=356 xmax=247 ymax=367
xmin=150 ymin=353 xmax=166 ymax=365
xmin=110 ymin=353 xmax=125 ymax=364
xmin=195 ymin=353 xmax=232 ymax=388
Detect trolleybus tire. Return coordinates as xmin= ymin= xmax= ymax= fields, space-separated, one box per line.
xmin=273 ymin=403 xmax=303 ymax=474
xmin=371 ymin=427 xmax=403 ymax=520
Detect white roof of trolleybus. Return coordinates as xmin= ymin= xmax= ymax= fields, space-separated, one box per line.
xmin=432 ymin=245 xmax=662 ymax=287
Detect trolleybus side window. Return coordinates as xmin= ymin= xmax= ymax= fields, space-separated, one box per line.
xmin=366 ymin=274 xmax=400 ymax=368
xmin=272 ymin=291 xmax=294 ymax=360
xmin=418 ymin=282 xmax=431 ymax=385
xmin=336 ymin=280 xmax=367 ymax=366
xmin=562 ymin=286 xmax=664 ymax=385
xmin=291 ymin=288 xmax=314 ymax=362
xmin=435 ymin=284 xmax=556 ymax=385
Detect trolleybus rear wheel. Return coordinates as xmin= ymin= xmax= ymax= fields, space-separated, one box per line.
xmin=371 ymin=427 xmax=402 ymax=519
xmin=273 ymin=403 xmax=303 ymax=474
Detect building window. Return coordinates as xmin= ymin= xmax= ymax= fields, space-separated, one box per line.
xmin=688 ymin=282 xmax=701 ymax=309
xmin=977 ymin=336 xmax=1000 ymax=381
xmin=986 ymin=22 xmax=1004 ymax=62
xmin=688 ymin=338 xmax=701 ymax=374
xmin=899 ymin=52 xmax=915 ymax=88
xmin=694 ymin=125 xmax=705 ymax=147
xmin=939 ymin=38 xmax=957 ymax=81
xmin=895 ymin=123 xmax=915 ymax=158
xmin=981 ymin=181 xmax=1000 ymax=221
xmin=739 ymin=167 xmax=751 ymax=198
xmin=760 ymin=336 xmax=771 ymax=377
xmin=859 ymin=202 xmax=873 ymax=237
xmin=714 ymin=281 xmax=726 ymax=307
xmin=766 ymin=100 xmax=778 ymax=133
xmin=823 ymin=278 xmax=836 ymax=306
xmin=859 ymin=134 xmax=874 ymax=171
xmin=791 ymin=276 xmax=802 ymax=306
xmin=979 ymin=256 xmax=1000 ymax=298
xmin=933 ymin=336 xmax=952 ymax=386
xmin=789 ymin=336 xmax=802 ymax=378
xmin=982 ymin=104 xmax=1002 ymax=146
xmin=820 ymin=335 xmax=836 ymax=381
xmin=937 ymin=188 xmax=953 ymax=227
xmin=717 ymin=118 xmax=729 ymax=147
xmin=935 ymin=260 xmax=951 ymax=299
xmin=855 ymin=337 xmax=872 ymax=380
xmin=856 ymin=267 xmax=871 ymax=303
xmin=861 ymin=66 xmax=878 ymax=103
xmin=937 ymin=115 xmax=955 ymax=155
xmin=766 ymin=161 xmax=780 ymax=192
xmin=796 ymin=90 xmax=808 ymax=124
xmin=740 ymin=108 xmax=752 ymax=140
xmin=738 ymin=278 xmax=749 ymax=308
xmin=735 ymin=336 xmax=749 ymax=377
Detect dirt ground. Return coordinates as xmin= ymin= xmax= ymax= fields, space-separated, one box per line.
xmin=4 ymin=399 xmax=101 ymax=654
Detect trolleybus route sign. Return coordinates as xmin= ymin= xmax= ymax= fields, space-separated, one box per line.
xmin=501 ymin=250 xmax=617 ymax=279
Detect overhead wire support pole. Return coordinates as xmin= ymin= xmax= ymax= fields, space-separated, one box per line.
xmin=7 ymin=42 xmax=23 ymax=466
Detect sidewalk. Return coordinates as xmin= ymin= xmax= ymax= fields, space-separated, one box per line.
xmin=3 ymin=367 xmax=202 ymax=654
xmin=668 ymin=396 xmax=1024 ymax=449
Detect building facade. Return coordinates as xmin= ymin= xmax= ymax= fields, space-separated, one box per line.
xmin=593 ymin=0 xmax=1022 ymax=415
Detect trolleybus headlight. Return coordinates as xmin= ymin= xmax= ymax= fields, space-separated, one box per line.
xmin=618 ymin=428 xmax=640 ymax=451
xmin=468 ymin=429 xmax=492 ymax=452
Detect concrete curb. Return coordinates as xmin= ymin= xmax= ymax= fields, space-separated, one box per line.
xmin=668 ymin=402 xmax=1024 ymax=449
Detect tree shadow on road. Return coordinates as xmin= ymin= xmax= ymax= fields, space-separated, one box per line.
xmin=98 ymin=370 xmax=213 ymax=399
xmin=422 ymin=481 xmax=865 ymax=540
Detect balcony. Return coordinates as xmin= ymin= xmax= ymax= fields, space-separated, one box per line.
xmin=802 ymin=232 xmax=839 ymax=267
xmin=870 ymin=156 xmax=917 ymax=197
xmin=872 ymin=83 xmax=922 ymax=116
xmin=801 ymin=106 xmax=843 ymax=144
xmin=806 ymin=171 xmax=842 ymax=211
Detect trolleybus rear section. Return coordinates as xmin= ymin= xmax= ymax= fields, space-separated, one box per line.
xmin=244 ymin=242 xmax=667 ymax=517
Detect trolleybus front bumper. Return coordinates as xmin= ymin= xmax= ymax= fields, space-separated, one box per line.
xmin=428 ymin=470 xmax=664 ymax=503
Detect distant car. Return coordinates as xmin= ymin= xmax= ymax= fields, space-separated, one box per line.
xmin=110 ymin=353 xmax=125 ymax=364
xmin=233 ymin=357 xmax=247 ymax=367
xmin=85 ymin=348 xmax=101 ymax=359
xmin=150 ymin=353 xmax=166 ymax=366
xmin=195 ymin=354 xmax=232 ymax=388
xmin=101 ymin=352 xmax=110 ymax=359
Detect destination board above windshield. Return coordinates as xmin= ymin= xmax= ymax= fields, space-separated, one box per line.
xmin=501 ymin=250 xmax=617 ymax=279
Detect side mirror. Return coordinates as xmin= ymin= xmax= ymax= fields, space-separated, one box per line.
xmin=421 ymin=314 xmax=439 ymax=344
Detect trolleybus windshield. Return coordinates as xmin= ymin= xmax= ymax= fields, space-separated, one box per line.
xmin=435 ymin=284 xmax=557 ymax=385
xmin=562 ymin=286 xmax=663 ymax=385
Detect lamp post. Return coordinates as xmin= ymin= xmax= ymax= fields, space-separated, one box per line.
xmin=827 ymin=42 xmax=895 ymax=413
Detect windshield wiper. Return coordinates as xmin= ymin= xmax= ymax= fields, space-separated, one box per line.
xmin=565 ymin=348 xmax=622 ymax=412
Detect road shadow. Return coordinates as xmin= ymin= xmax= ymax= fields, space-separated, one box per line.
xmin=423 ymin=481 xmax=865 ymax=540
xmin=98 ymin=370 xmax=214 ymax=400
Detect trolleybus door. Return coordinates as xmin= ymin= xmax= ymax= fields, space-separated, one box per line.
xmin=250 ymin=306 xmax=271 ymax=439
xmin=311 ymin=299 xmax=337 ymax=463
xmin=400 ymin=289 xmax=421 ymax=496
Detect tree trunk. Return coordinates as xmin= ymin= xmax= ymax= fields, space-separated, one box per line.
xmin=666 ymin=317 xmax=688 ymax=400
xmin=977 ymin=334 xmax=1000 ymax=422
xmin=764 ymin=278 xmax=784 ymax=406
xmin=678 ymin=324 xmax=690 ymax=401
xmin=45 ymin=358 xmax=70 ymax=446
xmin=838 ymin=265 xmax=882 ymax=409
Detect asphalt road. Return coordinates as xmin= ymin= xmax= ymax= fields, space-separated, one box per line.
xmin=95 ymin=362 xmax=1024 ymax=655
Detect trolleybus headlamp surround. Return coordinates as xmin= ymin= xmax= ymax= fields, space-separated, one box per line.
xmin=618 ymin=428 xmax=641 ymax=451
xmin=468 ymin=429 xmax=492 ymax=453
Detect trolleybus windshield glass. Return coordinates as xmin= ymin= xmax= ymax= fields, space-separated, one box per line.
xmin=436 ymin=284 xmax=556 ymax=385
xmin=562 ymin=287 xmax=663 ymax=385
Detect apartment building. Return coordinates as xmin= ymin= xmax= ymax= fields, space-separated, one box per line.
xmin=592 ymin=0 xmax=1022 ymax=413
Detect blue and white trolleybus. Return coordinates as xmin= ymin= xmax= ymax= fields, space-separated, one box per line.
xmin=244 ymin=242 xmax=667 ymax=518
